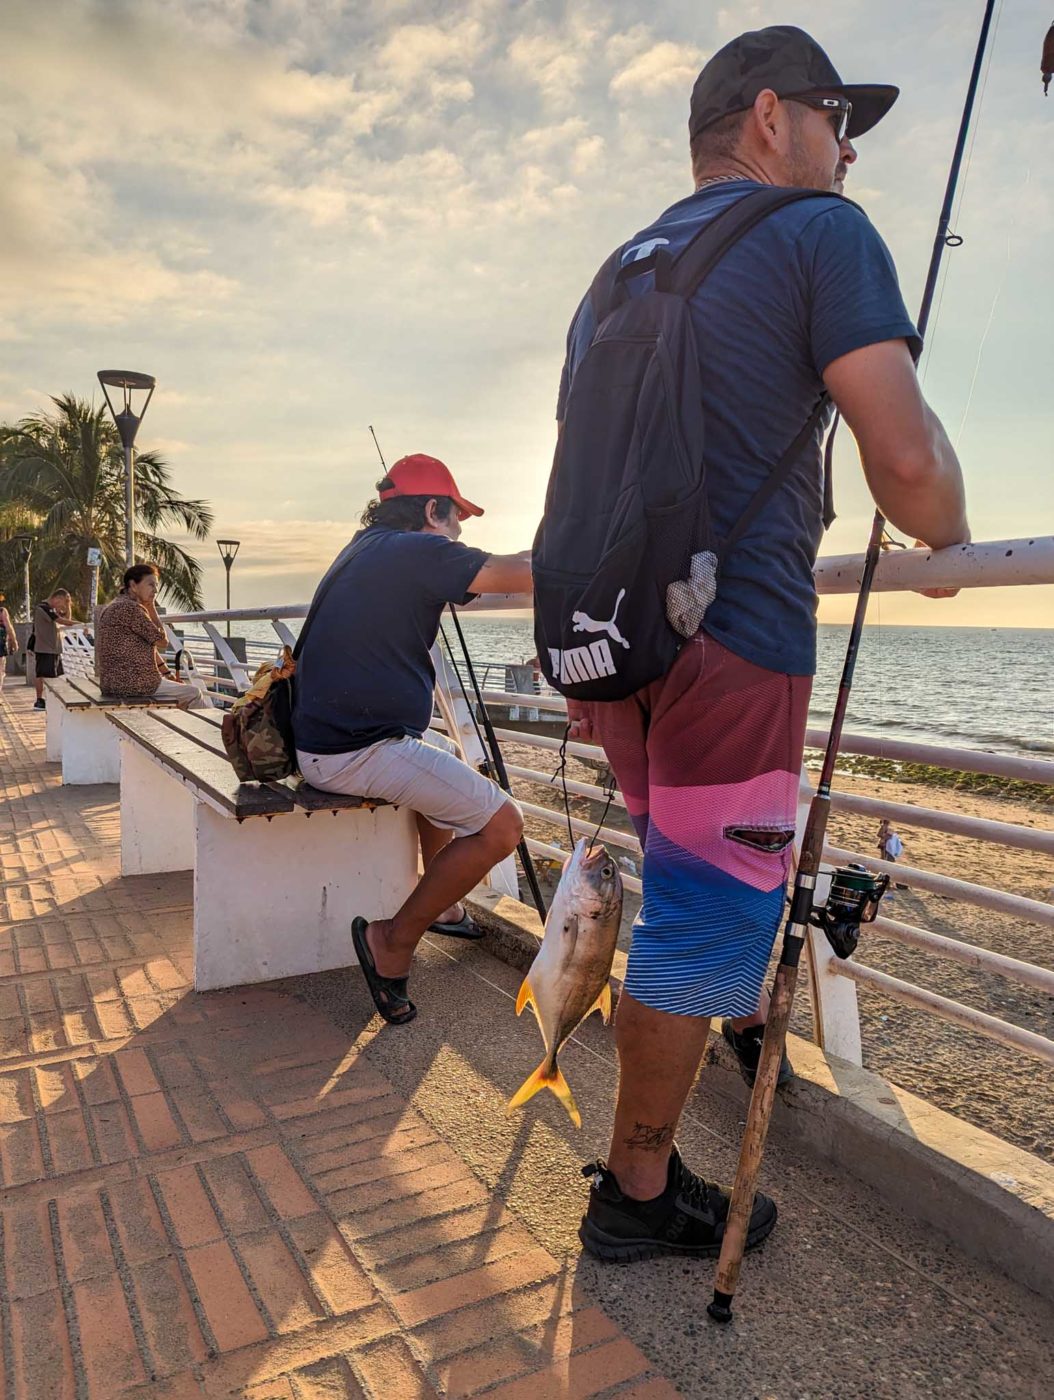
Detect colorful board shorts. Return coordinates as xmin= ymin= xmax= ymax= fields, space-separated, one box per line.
xmin=584 ymin=635 xmax=811 ymax=1020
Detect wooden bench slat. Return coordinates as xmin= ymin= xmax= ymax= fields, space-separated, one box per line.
xmin=65 ymin=673 xmax=182 ymax=708
xmin=147 ymin=706 xmax=229 ymax=758
xmin=106 ymin=711 xmax=293 ymax=818
xmin=44 ymin=678 xmax=93 ymax=709
xmin=284 ymin=778 xmax=385 ymax=813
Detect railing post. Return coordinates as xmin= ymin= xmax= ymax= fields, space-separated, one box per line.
xmin=796 ymin=766 xmax=864 ymax=1065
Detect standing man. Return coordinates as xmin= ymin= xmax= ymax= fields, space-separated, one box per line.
xmin=294 ymin=454 xmax=531 ymax=1026
xmin=31 ymin=588 xmax=73 ymax=709
xmin=96 ymin=564 xmax=212 ymax=709
xmin=551 ymin=27 xmax=970 ymax=1262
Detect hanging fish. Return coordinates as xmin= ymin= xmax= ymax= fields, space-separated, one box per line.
xmin=1043 ymin=21 xmax=1054 ymax=95
xmin=507 ymin=839 xmax=622 ymax=1127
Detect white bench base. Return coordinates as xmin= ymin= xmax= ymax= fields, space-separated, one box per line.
xmin=46 ymin=699 xmax=63 ymax=763
xmin=117 ymin=735 xmax=419 ymax=991
xmin=60 ymin=706 xmax=121 ymax=784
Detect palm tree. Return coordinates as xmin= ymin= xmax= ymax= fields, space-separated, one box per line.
xmin=0 ymin=394 xmax=213 ymax=615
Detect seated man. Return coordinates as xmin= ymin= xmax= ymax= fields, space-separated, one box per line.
xmin=97 ymin=563 xmax=211 ymax=709
xmin=293 ymin=453 xmax=532 ymax=1026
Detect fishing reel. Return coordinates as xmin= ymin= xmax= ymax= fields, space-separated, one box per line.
xmin=809 ymin=863 xmax=889 ymax=959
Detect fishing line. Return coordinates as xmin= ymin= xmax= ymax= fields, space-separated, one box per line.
xmin=919 ymin=0 xmax=1004 ymax=379
xmin=954 ymin=235 xmax=1008 ymax=449
xmin=552 ymin=720 xmax=618 ymax=855
xmin=555 ymin=724 xmax=576 ymax=849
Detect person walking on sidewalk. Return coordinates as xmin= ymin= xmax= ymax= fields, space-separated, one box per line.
xmin=551 ymin=26 xmax=970 ymax=1263
xmin=293 ymin=454 xmax=532 ymax=1026
xmin=31 ymin=589 xmax=73 ymax=708
xmin=96 ymin=564 xmax=212 ymax=709
xmin=0 ymin=596 xmax=16 ymax=696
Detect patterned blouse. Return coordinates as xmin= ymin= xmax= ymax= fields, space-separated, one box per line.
xmin=96 ymin=593 xmax=169 ymax=697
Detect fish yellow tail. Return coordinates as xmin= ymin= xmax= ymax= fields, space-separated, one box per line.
xmin=506 ymin=1059 xmax=582 ymax=1129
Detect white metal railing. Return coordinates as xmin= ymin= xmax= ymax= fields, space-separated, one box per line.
xmin=457 ymin=712 xmax=1054 ymax=1069
xmin=61 ymin=627 xmax=95 ymax=678
xmin=432 ymin=530 xmax=1054 ymax=1078
xmin=73 ymin=539 xmax=1053 ymax=1076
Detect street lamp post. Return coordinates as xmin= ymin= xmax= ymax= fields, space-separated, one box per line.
xmin=216 ymin=539 xmax=240 ymax=638
xmin=97 ymin=370 xmax=156 ymax=567
xmin=13 ymin=534 xmax=33 ymax=623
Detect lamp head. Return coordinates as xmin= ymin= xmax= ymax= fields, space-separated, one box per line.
xmin=216 ymin=539 xmax=241 ymax=565
xmin=97 ymin=370 xmax=156 ymax=449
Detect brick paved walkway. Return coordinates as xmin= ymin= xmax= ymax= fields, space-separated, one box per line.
xmin=0 ymin=688 xmax=676 ymax=1399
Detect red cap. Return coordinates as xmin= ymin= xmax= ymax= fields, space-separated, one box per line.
xmin=380 ymin=453 xmax=483 ymax=521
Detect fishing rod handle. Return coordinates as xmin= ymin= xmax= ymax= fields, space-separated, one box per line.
xmin=796 ymin=793 xmax=830 ymax=881
xmin=708 ymin=945 xmax=803 ymax=1324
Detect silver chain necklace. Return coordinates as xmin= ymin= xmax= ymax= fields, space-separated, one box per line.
xmin=695 ymin=173 xmax=751 ymax=190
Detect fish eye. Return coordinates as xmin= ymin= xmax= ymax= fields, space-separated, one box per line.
xmin=601 ymin=863 xmax=614 ymax=879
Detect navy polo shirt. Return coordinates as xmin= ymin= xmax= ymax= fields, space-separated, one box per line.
xmin=293 ymin=527 xmax=488 ymax=754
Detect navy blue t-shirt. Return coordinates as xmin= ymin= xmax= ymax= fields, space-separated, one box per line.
xmin=293 ymin=527 xmax=489 ymax=754
xmin=558 ymin=181 xmax=920 ymax=676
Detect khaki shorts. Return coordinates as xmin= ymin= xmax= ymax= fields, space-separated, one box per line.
xmin=153 ymin=676 xmax=213 ymax=710
xmin=297 ymin=729 xmax=512 ymax=838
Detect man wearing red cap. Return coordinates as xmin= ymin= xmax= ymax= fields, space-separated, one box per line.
xmin=293 ymin=454 xmax=532 ymax=1025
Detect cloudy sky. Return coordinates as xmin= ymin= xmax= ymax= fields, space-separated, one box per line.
xmin=1 ymin=0 xmax=1051 ymax=624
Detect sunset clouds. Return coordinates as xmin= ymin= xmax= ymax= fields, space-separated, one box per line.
xmin=1 ymin=0 xmax=1050 ymax=624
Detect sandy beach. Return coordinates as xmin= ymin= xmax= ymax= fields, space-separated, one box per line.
xmin=504 ymin=740 xmax=1054 ymax=1163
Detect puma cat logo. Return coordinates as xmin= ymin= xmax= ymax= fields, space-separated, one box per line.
xmin=571 ymin=588 xmax=630 ymax=650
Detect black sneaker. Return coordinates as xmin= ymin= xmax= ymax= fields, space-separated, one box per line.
xmin=33 ymin=698 xmax=46 ymax=710
xmin=721 ymin=1019 xmax=793 ymax=1089
xmin=578 ymin=1146 xmax=777 ymax=1263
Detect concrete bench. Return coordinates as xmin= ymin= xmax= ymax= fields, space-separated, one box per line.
xmin=44 ymin=675 xmax=184 ymax=784
xmin=105 ymin=707 xmax=418 ymax=991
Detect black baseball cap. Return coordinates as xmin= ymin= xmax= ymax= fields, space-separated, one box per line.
xmin=689 ymin=25 xmax=899 ymax=142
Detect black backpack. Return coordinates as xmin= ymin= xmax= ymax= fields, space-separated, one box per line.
xmin=533 ymin=186 xmax=843 ymax=701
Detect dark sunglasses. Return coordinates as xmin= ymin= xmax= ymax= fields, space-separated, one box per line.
xmin=786 ymin=94 xmax=852 ymax=142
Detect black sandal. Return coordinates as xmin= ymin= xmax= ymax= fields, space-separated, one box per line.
xmin=427 ymin=909 xmax=485 ymax=940
xmin=351 ymin=917 xmax=417 ymax=1025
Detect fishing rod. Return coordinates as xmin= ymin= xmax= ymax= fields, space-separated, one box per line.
xmin=708 ymin=0 xmax=997 ymax=1327
xmin=367 ymin=427 xmax=548 ymax=919
xmin=444 ymin=606 xmax=549 ymax=920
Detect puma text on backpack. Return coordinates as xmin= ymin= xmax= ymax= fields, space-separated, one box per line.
xmin=533 ymin=186 xmax=840 ymax=701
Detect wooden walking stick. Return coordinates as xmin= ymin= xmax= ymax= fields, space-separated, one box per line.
xmin=707 ymin=0 xmax=998 ymax=1324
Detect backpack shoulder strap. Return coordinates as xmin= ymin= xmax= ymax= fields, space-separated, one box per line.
xmin=293 ymin=536 xmax=367 ymax=660
xmin=715 ymin=393 xmax=830 ymax=567
xmin=585 ymin=245 xmax=629 ymax=329
xmin=670 ymin=187 xmax=857 ymax=298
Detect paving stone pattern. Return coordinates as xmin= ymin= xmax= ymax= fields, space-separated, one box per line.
xmin=0 ymin=689 xmax=676 ymax=1399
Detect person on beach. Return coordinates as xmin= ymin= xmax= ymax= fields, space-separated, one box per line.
xmin=293 ymin=454 xmax=532 ymax=1025
xmin=877 ymin=817 xmax=907 ymax=890
xmin=96 ymin=564 xmax=212 ymax=709
xmin=877 ymin=817 xmax=903 ymax=864
xmin=0 ymin=596 xmax=16 ymax=696
xmin=31 ymin=589 xmax=73 ymax=708
xmin=552 ymin=26 xmax=970 ymax=1263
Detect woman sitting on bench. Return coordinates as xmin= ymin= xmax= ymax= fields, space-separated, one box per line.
xmin=96 ymin=563 xmax=212 ymax=710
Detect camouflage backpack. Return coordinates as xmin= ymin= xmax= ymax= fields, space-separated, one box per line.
xmin=220 ymin=545 xmax=358 ymax=783
xmin=221 ymin=648 xmax=298 ymax=782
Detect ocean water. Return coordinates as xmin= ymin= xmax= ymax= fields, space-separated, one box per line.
xmin=453 ymin=616 xmax=1054 ymax=761
xmin=235 ymin=614 xmax=1052 ymax=760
